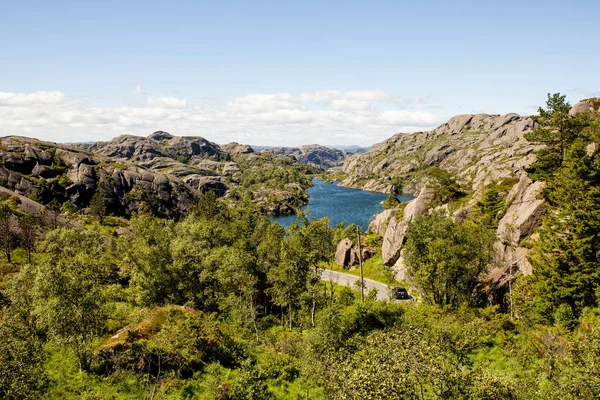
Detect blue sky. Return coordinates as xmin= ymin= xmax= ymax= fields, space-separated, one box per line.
xmin=1 ymin=0 xmax=599 ymax=146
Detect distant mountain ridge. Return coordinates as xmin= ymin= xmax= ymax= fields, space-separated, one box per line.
xmin=260 ymin=144 xmax=348 ymax=169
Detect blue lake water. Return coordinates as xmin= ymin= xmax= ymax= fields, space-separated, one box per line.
xmin=271 ymin=179 xmax=415 ymax=230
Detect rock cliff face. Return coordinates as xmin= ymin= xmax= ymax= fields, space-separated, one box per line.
xmin=93 ymin=131 xmax=230 ymax=163
xmin=368 ymin=209 xmax=397 ymax=237
xmin=90 ymin=132 xmax=231 ymax=196
xmin=262 ymin=144 xmax=347 ymax=169
xmin=341 ymin=113 xmax=539 ymax=195
xmin=0 ymin=136 xmax=200 ymax=218
xmin=381 ymin=186 xmax=436 ymax=267
xmin=344 ymin=113 xmax=543 ymax=286
xmin=0 ymin=131 xmax=315 ymax=218
xmin=357 ymin=99 xmax=599 ymax=289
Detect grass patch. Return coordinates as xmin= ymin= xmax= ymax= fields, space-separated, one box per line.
xmin=324 ymin=254 xmax=398 ymax=285
xmin=0 ymin=247 xmax=36 ymax=288
xmin=78 ymin=216 xmax=128 ymax=237
xmin=44 ymin=344 xmax=148 ymax=399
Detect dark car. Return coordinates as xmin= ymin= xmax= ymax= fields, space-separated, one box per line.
xmin=391 ymin=287 xmax=410 ymax=300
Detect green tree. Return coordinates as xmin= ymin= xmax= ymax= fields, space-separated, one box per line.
xmin=528 ymin=134 xmax=600 ymax=320
xmin=192 ymin=190 xmax=222 ymax=219
xmin=382 ymin=193 xmax=400 ymax=209
xmin=213 ymin=245 xmax=260 ymax=335
xmin=119 ymin=213 xmax=176 ymax=306
xmin=0 ymin=205 xmax=15 ymax=263
xmin=338 ymin=285 xmax=356 ymax=306
xmin=18 ymin=213 xmax=39 ymax=264
xmin=229 ymin=359 xmax=274 ymax=400
xmin=301 ymin=217 xmax=334 ymax=269
xmin=33 ymin=228 xmax=113 ymax=371
xmin=424 ymin=166 xmax=466 ymax=206
xmin=390 ymin=177 xmax=404 ymax=195
xmin=46 ymin=198 xmax=61 ymax=228
xmin=0 ymin=310 xmax=47 ymax=399
xmin=89 ymin=183 xmax=106 ymax=223
xmin=0 ymin=270 xmax=47 ymax=399
xmin=60 ymin=199 xmax=77 ymax=214
xmin=257 ymin=223 xmax=286 ymax=276
xmin=267 ymin=218 xmax=333 ymax=329
xmin=403 ymin=212 xmax=495 ymax=306
xmin=525 ymin=93 xmax=589 ymax=178
xmin=476 ymin=187 xmax=505 ymax=227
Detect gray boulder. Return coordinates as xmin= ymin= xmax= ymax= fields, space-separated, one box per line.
xmin=496 ymin=174 xmax=546 ymax=245
xmin=368 ymin=209 xmax=397 ymax=236
xmin=569 ymin=98 xmax=600 ymax=119
xmin=335 ymin=238 xmax=355 ymax=268
xmin=115 ymin=227 xmax=133 ymax=236
xmin=382 ymin=186 xmax=434 ymax=266
xmin=392 ymin=249 xmax=409 ymax=282
xmin=382 ymin=216 xmax=407 ymax=266
xmin=221 ymin=142 xmax=255 ymax=156
xmin=335 ymin=238 xmax=375 ymax=268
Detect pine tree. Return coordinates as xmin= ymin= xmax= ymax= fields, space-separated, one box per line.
xmin=525 ymin=93 xmax=589 ymax=179
xmin=18 ymin=213 xmax=39 ymax=264
xmin=89 ymin=184 xmax=106 ymax=224
xmin=528 ymin=136 xmax=600 ymax=320
xmin=0 ymin=206 xmax=14 ymax=263
xmin=45 ymin=198 xmax=61 ymax=229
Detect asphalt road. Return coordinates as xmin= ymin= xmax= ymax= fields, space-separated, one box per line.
xmin=319 ymin=268 xmax=393 ymax=301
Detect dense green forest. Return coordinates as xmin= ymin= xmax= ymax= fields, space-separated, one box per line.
xmin=1 ymin=94 xmax=600 ymax=399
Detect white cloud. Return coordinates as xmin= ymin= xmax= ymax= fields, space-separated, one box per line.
xmin=331 ymin=99 xmax=370 ymax=111
xmin=344 ymin=89 xmax=392 ymax=102
xmin=146 ymin=96 xmax=187 ymax=108
xmin=378 ymin=110 xmax=440 ymax=126
xmin=410 ymin=96 xmax=428 ymax=104
xmin=133 ymin=85 xmax=145 ymax=95
xmin=226 ymin=94 xmax=300 ymax=113
xmin=0 ymin=91 xmax=65 ymax=106
xmin=0 ymin=89 xmax=442 ymax=146
xmin=573 ymin=88 xmax=600 ymax=98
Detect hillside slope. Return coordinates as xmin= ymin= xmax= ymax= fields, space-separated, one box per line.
xmin=0 ymin=132 xmax=317 ymax=218
xmin=341 ymin=112 xmax=547 ymax=296
xmin=341 ymin=113 xmax=538 ymax=194
xmin=348 ymin=99 xmax=600 ymax=300
xmin=0 ymin=135 xmax=200 ymax=218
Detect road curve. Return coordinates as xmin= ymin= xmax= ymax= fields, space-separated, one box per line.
xmin=319 ymin=268 xmax=392 ymax=301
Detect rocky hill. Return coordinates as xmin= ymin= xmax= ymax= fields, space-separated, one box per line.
xmin=344 ymin=99 xmax=599 ymax=295
xmin=89 ymin=132 xmax=232 ymax=197
xmin=0 ymin=135 xmax=200 ymax=218
xmin=220 ymin=142 xmax=255 ymax=157
xmin=261 ymin=144 xmax=348 ymax=169
xmin=341 ymin=113 xmax=538 ymax=194
xmin=0 ymin=132 xmax=316 ymax=219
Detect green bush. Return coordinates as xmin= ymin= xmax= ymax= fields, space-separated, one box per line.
xmin=382 ymin=193 xmax=400 ymax=209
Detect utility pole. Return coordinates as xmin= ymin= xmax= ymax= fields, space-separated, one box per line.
xmin=509 ymin=256 xmax=525 ymax=321
xmin=356 ymin=225 xmax=364 ymax=303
